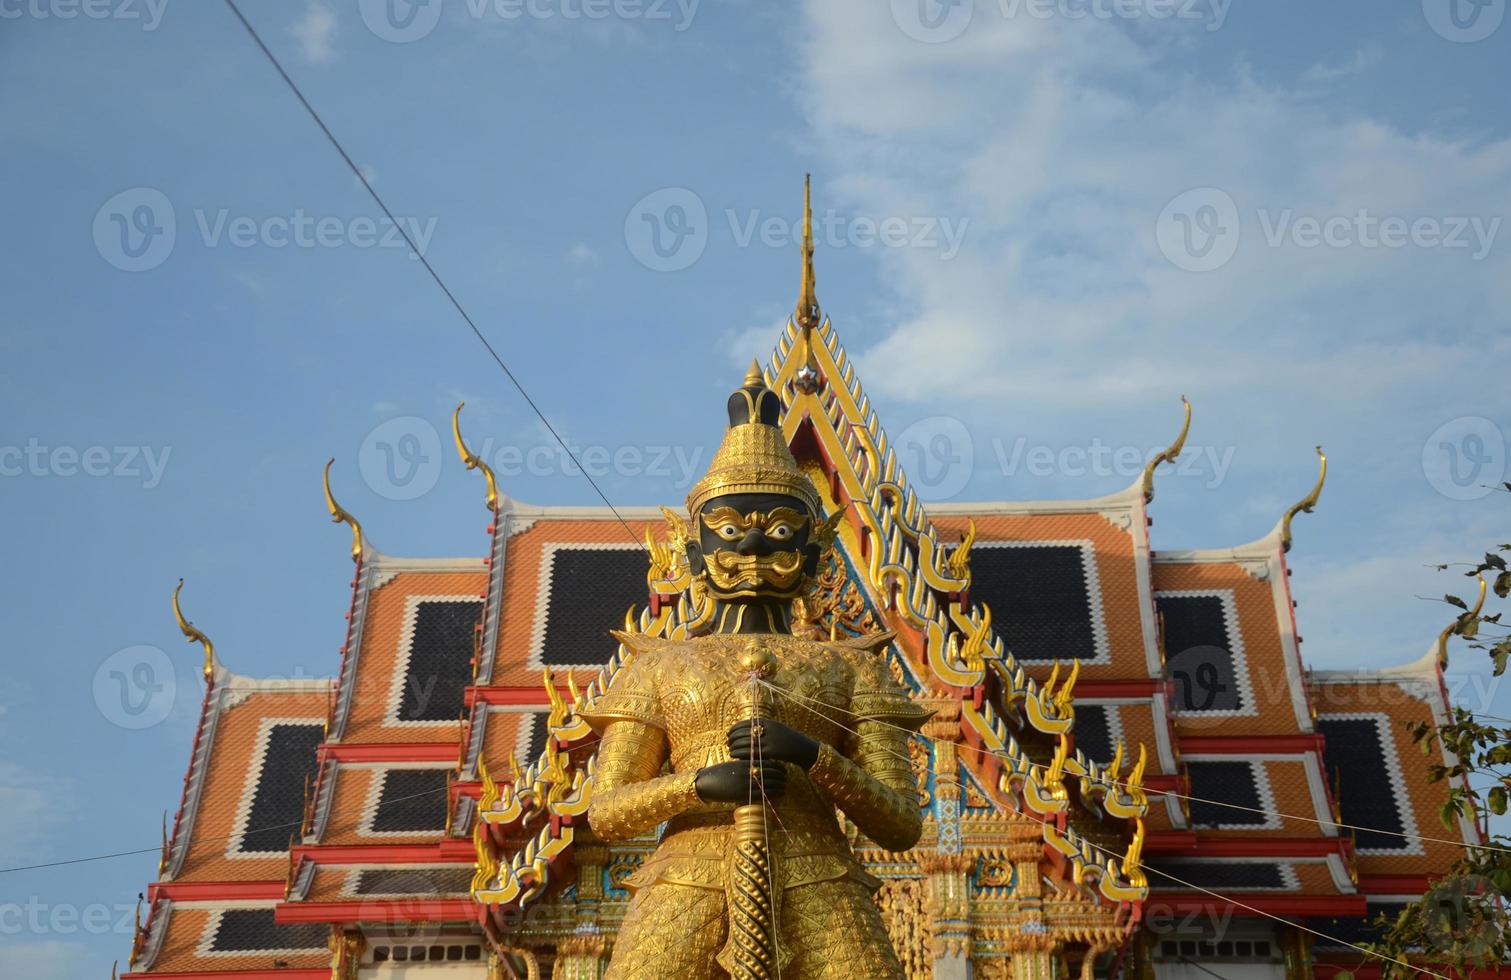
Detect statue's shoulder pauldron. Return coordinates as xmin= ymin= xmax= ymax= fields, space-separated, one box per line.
xmin=833 ymin=631 xmax=932 ymax=731
xmin=579 ymin=633 xmax=683 ymax=733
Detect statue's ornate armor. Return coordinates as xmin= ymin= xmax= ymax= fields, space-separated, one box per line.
xmin=583 ymin=630 xmax=929 ymax=979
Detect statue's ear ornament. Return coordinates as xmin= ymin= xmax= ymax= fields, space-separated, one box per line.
xmin=812 ymin=509 xmax=845 ymax=552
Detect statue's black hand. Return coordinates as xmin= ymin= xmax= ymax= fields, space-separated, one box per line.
xmin=694 ymin=760 xmax=788 ymax=804
xmin=728 ymin=719 xmax=820 ymax=770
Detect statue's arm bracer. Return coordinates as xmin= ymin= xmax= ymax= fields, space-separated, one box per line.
xmin=586 ymin=719 xmax=700 ymax=841
xmin=809 ymin=718 xmax=923 ymax=852
xmin=807 ymin=651 xmax=931 ymax=851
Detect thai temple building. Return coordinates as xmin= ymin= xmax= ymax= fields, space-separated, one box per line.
xmin=120 ymin=191 xmax=1479 ymax=980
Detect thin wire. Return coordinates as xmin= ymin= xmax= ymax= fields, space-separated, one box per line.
xmin=757 ymin=682 xmax=1452 ymax=980
xmin=0 ymin=723 xmax=602 ymax=877
xmin=757 ymin=678 xmax=1509 ymax=857
xmin=1176 ymin=956 xmax=1238 ymax=980
xmin=0 ymin=782 xmax=453 ymax=875
xmin=1077 ymin=837 xmax=1452 ymax=980
xmin=219 ymin=0 xmax=645 ymax=553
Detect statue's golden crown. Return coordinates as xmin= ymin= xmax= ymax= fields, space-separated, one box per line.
xmin=685 ymin=361 xmax=821 ymax=518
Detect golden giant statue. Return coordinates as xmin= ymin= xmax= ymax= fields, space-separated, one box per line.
xmin=582 ymin=362 xmax=930 ymax=979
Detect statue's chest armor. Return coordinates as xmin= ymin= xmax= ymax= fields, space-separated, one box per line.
xmin=656 ymin=636 xmax=853 ymax=768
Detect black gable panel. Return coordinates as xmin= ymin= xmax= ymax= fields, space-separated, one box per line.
xmin=238 ymin=723 xmax=324 ymax=854
xmin=210 ymin=908 xmax=328 ymax=952
xmin=1186 ymin=761 xmax=1267 ymax=828
xmin=372 ymin=768 xmax=451 ymax=833
xmin=355 ymin=867 xmax=475 ymax=895
xmin=1310 ymin=903 xmax=1413 ymax=950
xmin=1147 ymin=861 xmax=1288 ymax=890
xmin=1158 ymin=594 xmax=1243 ymax=713
xmin=969 ymin=545 xmax=1096 ymax=663
xmin=522 ymin=711 xmax=550 ymax=765
xmin=1318 ymin=717 xmax=1407 ymax=850
xmin=399 ymin=600 xmax=483 ymax=722
xmin=1072 ymin=705 xmax=1115 ymax=766
xmin=540 ymin=548 xmax=647 ymax=665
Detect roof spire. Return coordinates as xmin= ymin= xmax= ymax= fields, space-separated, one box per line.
xmin=1279 ymin=446 xmax=1327 ymax=553
xmin=172 ymin=579 xmax=216 ymax=679
xmin=452 ymin=402 xmax=500 ymax=513
xmin=795 ymin=173 xmax=819 ymax=330
xmin=1437 ymin=576 xmax=1487 ymax=668
xmin=323 ymin=458 xmax=364 ymax=562
xmin=1139 ymin=396 xmax=1191 ymax=502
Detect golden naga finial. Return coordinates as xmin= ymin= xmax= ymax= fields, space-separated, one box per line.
xmin=1437 ymin=576 xmax=1488 ymax=668
xmin=129 ymin=895 xmax=145 ymax=967
xmin=322 ymin=458 xmax=364 ymax=562
xmin=953 ymin=605 xmax=992 ymax=672
xmin=1140 ymin=395 xmax=1191 ymax=502
xmin=1043 ymin=732 xmax=1070 ymax=802
xmin=1125 ymin=744 xmax=1149 ymax=808
xmin=172 ymin=579 xmax=215 ymax=679
xmin=157 ymin=811 xmax=169 ymax=877
xmin=795 ymin=173 xmax=820 ymax=330
xmin=1052 ymin=659 xmax=1080 ymax=716
xmin=543 ymin=668 xmax=568 ymax=729
xmin=470 ymin=821 xmax=499 ymax=896
xmin=644 ymin=527 xmax=679 ymax=584
xmin=451 ymin=402 xmax=499 ymax=512
xmin=1123 ymin=817 xmax=1147 ymax=890
xmin=945 ymin=519 xmax=977 ymax=581
xmin=1279 ymin=446 xmax=1327 ymax=553
xmin=478 ymin=753 xmax=501 ymax=811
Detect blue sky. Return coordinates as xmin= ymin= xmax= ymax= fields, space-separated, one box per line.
xmin=1 ymin=1 xmax=1508 ymax=974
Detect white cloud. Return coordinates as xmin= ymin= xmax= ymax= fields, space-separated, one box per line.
xmin=0 ymin=761 xmax=72 ymax=853
xmin=797 ymin=2 xmax=1511 ymax=412
xmin=1301 ymin=43 xmax=1384 ymax=84
xmin=566 ymin=243 xmax=601 ymax=267
xmin=793 ymin=0 xmax=1511 ymax=666
xmin=291 ymin=2 xmax=338 ymax=65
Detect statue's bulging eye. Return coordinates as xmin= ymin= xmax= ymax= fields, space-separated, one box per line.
xmin=716 ymin=524 xmax=743 ymax=541
xmin=768 ymin=524 xmax=794 ymax=541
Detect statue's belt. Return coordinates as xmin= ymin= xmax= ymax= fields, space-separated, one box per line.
xmin=623 ymin=818 xmax=881 ymax=894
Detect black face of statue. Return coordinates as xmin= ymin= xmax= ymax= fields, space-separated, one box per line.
xmin=686 ymin=492 xmax=821 ymax=600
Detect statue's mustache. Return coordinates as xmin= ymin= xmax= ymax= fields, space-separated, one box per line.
xmin=705 ymin=549 xmax=805 ymax=591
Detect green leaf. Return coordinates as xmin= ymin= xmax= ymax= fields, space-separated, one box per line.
xmin=1496 ymin=570 xmax=1511 ymax=599
xmin=1446 ymin=593 xmax=1469 ymax=610
xmin=1491 ymin=786 xmax=1507 ymax=815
